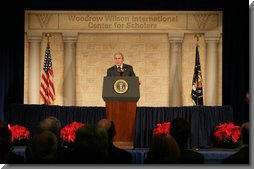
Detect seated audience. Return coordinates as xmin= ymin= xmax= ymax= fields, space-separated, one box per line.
xmin=38 ymin=116 xmax=62 ymax=141
xmin=242 ymin=91 xmax=249 ymax=123
xmin=222 ymin=122 xmax=249 ymax=164
xmin=66 ymin=124 xmax=109 ymax=164
xmin=145 ymin=134 xmax=180 ymax=164
xmin=0 ymin=121 xmax=25 ymax=163
xmin=97 ymin=119 xmax=132 ymax=164
xmin=170 ymin=117 xmax=204 ymax=164
xmin=28 ymin=130 xmax=58 ymax=163
xmin=26 ymin=117 xmax=67 ymax=163
xmin=0 ymin=121 xmax=11 ymax=163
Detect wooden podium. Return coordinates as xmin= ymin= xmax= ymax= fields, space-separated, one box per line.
xmin=102 ymin=76 xmax=140 ymax=149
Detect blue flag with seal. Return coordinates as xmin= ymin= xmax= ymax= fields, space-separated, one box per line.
xmin=191 ymin=45 xmax=203 ymax=105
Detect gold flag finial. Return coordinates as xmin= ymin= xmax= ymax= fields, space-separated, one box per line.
xmin=45 ymin=33 xmax=51 ymax=44
xmin=194 ymin=34 xmax=201 ymax=42
xmin=194 ymin=34 xmax=201 ymax=47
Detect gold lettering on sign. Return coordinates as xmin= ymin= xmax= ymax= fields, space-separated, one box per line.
xmin=193 ymin=14 xmax=211 ymax=29
xmin=64 ymin=14 xmax=180 ymax=30
xmin=36 ymin=14 xmax=52 ymax=28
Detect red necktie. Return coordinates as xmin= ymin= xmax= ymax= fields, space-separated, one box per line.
xmin=117 ymin=66 xmax=123 ymax=76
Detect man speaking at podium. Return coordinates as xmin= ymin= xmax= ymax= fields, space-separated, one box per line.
xmin=107 ymin=52 xmax=136 ymax=77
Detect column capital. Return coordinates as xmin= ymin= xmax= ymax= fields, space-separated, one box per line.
xmin=27 ymin=32 xmax=42 ymax=43
xmin=168 ymin=33 xmax=184 ymax=43
xmin=204 ymin=33 xmax=220 ymax=43
xmin=62 ymin=32 xmax=78 ymax=43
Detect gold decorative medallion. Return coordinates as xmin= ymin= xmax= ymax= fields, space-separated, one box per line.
xmin=114 ymin=79 xmax=128 ymax=94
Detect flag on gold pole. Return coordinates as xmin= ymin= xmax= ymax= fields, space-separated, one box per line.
xmin=39 ymin=33 xmax=55 ymax=104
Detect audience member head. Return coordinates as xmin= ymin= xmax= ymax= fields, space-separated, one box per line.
xmin=149 ymin=134 xmax=180 ymax=164
xmin=170 ymin=117 xmax=191 ymax=149
xmin=240 ymin=122 xmax=249 ymax=145
xmin=39 ymin=116 xmax=61 ymax=138
xmin=243 ymin=91 xmax=249 ymax=104
xmin=0 ymin=121 xmax=11 ymax=162
xmin=30 ymin=130 xmax=58 ymax=163
xmin=72 ymin=124 xmax=108 ymax=163
xmin=97 ymin=119 xmax=116 ymax=143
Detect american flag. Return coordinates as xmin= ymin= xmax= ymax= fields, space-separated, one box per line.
xmin=40 ymin=42 xmax=55 ymax=104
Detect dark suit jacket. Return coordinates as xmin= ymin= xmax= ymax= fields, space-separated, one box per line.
xmin=222 ymin=145 xmax=249 ymax=164
xmin=107 ymin=143 xmax=132 ymax=164
xmin=144 ymin=151 xmax=180 ymax=164
xmin=107 ymin=64 xmax=135 ymax=77
xmin=180 ymin=149 xmax=204 ymax=164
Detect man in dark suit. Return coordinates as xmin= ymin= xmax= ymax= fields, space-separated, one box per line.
xmin=222 ymin=122 xmax=249 ymax=164
xmin=0 ymin=121 xmax=12 ymax=163
xmin=170 ymin=118 xmax=204 ymax=164
xmin=107 ymin=52 xmax=136 ymax=77
xmin=97 ymin=119 xmax=132 ymax=164
xmin=66 ymin=125 xmax=109 ymax=164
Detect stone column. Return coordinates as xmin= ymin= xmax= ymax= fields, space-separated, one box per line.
xmin=205 ymin=34 xmax=220 ymax=105
xmin=62 ymin=33 xmax=78 ymax=106
xmin=27 ymin=33 xmax=42 ymax=104
xmin=168 ymin=33 xmax=184 ymax=106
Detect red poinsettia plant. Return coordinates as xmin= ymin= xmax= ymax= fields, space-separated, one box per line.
xmin=60 ymin=122 xmax=85 ymax=143
xmin=153 ymin=122 xmax=171 ymax=135
xmin=213 ymin=122 xmax=240 ymax=147
xmin=8 ymin=124 xmax=30 ymax=142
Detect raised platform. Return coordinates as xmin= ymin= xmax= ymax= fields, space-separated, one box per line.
xmin=125 ymin=148 xmax=239 ymax=164
xmin=10 ymin=146 xmax=238 ymax=164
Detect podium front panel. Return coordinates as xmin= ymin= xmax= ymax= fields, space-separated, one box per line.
xmin=102 ymin=76 xmax=140 ymax=102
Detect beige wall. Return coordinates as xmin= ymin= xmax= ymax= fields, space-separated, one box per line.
xmin=24 ymin=33 xmax=222 ymax=106
xmin=24 ymin=34 xmax=28 ymax=104
xmin=218 ymin=35 xmax=223 ymax=105
xmin=76 ymin=33 xmax=170 ymax=106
